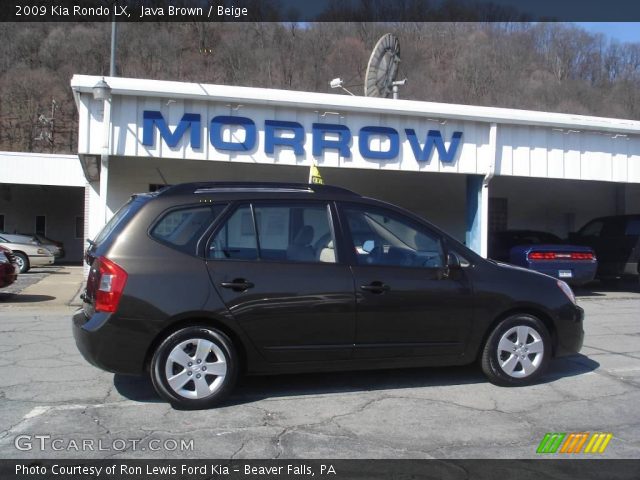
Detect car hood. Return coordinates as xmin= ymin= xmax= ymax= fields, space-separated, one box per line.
xmin=492 ymin=259 xmax=556 ymax=280
xmin=0 ymin=242 xmax=53 ymax=256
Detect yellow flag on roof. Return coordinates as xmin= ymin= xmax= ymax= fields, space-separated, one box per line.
xmin=309 ymin=162 xmax=324 ymax=185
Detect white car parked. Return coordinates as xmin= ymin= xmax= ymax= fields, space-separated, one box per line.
xmin=0 ymin=235 xmax=54 ymax=273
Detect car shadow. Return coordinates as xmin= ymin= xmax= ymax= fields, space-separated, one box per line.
xmin=575 ymin=280 xmax=640 ymax=296
xmin=113 ymin=353 xmax=599 ymax=407
xmin=0 ymin=293 xmax=56 ymax=302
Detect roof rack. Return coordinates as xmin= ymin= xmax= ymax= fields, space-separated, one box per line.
xmin=158 ymin=182 xmax=359 ymax=197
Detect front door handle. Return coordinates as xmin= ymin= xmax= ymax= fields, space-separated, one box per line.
xmin=220 ymin=279 xmax=255 ymax=292
xmin=360 ymin=281 xmax=390 ymax=294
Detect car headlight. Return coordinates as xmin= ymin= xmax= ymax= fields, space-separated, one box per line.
xmin=0 ymin=253 xmax=8 ymax=264
xmin=557 ymin=280 xmax=576 ymax=304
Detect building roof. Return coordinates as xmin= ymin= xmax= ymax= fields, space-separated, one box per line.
xmin=71 ymin=74 xmax=640 ymax=135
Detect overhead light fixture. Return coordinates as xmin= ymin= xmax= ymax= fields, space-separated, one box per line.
xmin=92 ymin=78 xmax=111 ymax=101
xmin=329 ymin=77 xmax=355 ymax=96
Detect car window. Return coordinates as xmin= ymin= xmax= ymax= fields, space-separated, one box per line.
xmin=625 ymin=219 xmax=640 ymax=236
xmin=344 ymin=205 xmax=444 ymax=268
xmin=209 ymin=205 xmax=258 ymax=260
xmin=578 ymin=220 xmax=604 ymax=238
xmin=253 ymin=203 xmax=336 ymax=263
xmin=208 ymin=203 xmax=337 ymax=263
xmin=151 ymin=205 xmax=226 ymax=254
xmin=93 ymin=199 xmax=136 ymax=245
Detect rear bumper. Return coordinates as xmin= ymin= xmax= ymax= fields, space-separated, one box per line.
xmin=529 ymin=262 xmax=597 ymax=286
xmin=72 ymin=308 xmax=153 ymax=375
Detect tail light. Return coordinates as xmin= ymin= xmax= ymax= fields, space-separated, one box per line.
xmin=528 ymin=251 xmax=595 ymax=261
xmin=86 ymin=256 xmax=128 ymax=313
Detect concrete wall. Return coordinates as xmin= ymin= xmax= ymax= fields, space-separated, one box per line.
xmin=0 ymin=184 xmax=85 ymax=262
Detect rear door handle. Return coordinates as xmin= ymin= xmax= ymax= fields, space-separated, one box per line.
xmin=360 ymin=281 xmax=390 ymax=294
xmin=220 ymin=279 xmax=255 ymax=292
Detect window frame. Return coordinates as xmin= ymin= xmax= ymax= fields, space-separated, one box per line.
xmin=205 ymin=199 xmax=344 ymax=265
xmin=336 ymin=201 xmax=450 ymax=270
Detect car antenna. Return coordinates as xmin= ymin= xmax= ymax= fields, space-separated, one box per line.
xmin=156 ymin=167 xmax=169 ymax=186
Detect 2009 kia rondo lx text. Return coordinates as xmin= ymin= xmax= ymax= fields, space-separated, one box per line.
xmin=73 ymin=182 xmax=584 ymax=409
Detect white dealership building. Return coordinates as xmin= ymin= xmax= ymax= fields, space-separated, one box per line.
xmin=2 ymin=74 xmax=640 ymax=262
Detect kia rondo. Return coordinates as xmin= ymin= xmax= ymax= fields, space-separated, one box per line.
xmin=73 ymin=182 xmax=584 ymax=409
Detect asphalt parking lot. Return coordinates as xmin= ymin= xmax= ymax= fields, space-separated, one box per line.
xmin=0 ymin=268 xmax=639 ymax=459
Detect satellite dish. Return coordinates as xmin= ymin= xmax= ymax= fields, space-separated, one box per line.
xmin=364 ymin=33 xmax=401 ymax=98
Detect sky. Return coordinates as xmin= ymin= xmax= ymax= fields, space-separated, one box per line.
xmin=575 ymin=23 xmax=640 ymax=44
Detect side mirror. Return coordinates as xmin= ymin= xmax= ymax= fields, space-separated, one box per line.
xmin=447 ymin=252 xmax=462 ymax=269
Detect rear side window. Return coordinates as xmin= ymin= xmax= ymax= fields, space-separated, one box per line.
xmin=208 ymin=202 xmax=336 ymax=263
xmin=209 ymin=205 xmax=258 ymax=260
xmin=151 ymin=205 xmax=226 ymax=254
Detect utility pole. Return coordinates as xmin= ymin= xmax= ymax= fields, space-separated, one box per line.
xmin=110 ymin=19 xmax=117 ymax=76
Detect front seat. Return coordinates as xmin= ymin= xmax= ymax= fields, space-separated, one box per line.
xmin=287 ymin=225 xmax=315 ymax=262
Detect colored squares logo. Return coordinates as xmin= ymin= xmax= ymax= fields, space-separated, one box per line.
xmin=537 ymin=432 xmax=612 ymax=454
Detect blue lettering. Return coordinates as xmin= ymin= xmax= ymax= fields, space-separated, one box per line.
xmin=210 ymin=116 xmax=257 ymax=152
xmin=264 ymin=120 xmax=305 ymax=156
xmin=359 ymin=126 xmax=399 ymax=160
xmin=312 ymin=123 xmax=351 ymax=158
xmin=142 ymin=111 xmax=201 ymax=149
xmin=140 ymin=110 xmax=464 ymax=165
xmin=405 ymin=129 xmax=463 ymax=163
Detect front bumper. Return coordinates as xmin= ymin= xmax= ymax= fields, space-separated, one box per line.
xmin=554 ymin=304 xmax=585 ymax=357
xmin=30 ymin=254 xmax=55 ymax=267
xmin=0 ymin=263 xmax=18 ymax=288
xmin=72 ymin=308 xmax=153 ymax=375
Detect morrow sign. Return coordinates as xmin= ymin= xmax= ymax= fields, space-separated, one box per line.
xmin=142 ymin=111 xmax=464 ymax=163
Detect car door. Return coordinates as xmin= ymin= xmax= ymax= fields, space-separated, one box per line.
xmin=205 ymin=201 xmax=356 ymax=363
xmin=338 ymin=202 xmax=474 ymax=359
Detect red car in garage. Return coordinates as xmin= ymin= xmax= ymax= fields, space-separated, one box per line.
xmin=0 ymin=245 xmax=18 ymax=289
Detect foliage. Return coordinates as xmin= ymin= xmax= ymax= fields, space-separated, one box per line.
xmin=1 ymin=22 xmax=639 ymax=153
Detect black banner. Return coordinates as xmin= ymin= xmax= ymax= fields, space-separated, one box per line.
xmin=2 ymin=459 xmax=640 ymax=480
xmin=3 ymin=0 xmax=640 ymax=22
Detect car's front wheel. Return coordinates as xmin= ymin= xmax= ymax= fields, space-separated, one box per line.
xmin=150 ymin=326 xmax=238 ymax=409
xmin=14 ymin=252 xmax=29 ymax=273
xmin=481 ymin=314 xmax=551 ymax=386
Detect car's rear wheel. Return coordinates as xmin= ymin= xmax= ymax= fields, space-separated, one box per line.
xmin=150 ymin=326 xmax=238 ymax=409
xmin=481 ymin=314 xmax=551 ymax=386
xmin=14 ymin=252 xmax=29 ymax=273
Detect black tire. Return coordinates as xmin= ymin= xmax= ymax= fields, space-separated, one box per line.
xmin=481 ymin=314 xmax=551 ymax=387
xmin=150 ymin=326 xmax=238 ymax=409
xmin=14 ymin=252 xmax=29 ymax=274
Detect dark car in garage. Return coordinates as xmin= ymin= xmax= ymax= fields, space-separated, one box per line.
xmin=568 ymin=214 xmax=640 ymax=283
xmin=489 ymin=230 xmax=597 ymax=286
xmin=74 ymin=182 xmax=585 ymax=409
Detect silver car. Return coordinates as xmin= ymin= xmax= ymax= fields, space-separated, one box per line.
xmin=0 ymin=235 xmax=54 ymax=273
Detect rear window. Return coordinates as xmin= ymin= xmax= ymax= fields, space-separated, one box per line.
xmin=93 ymin=199 xmax=137 ymax=245
xmin=151 ymin=204 xmax=226 ymax=254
